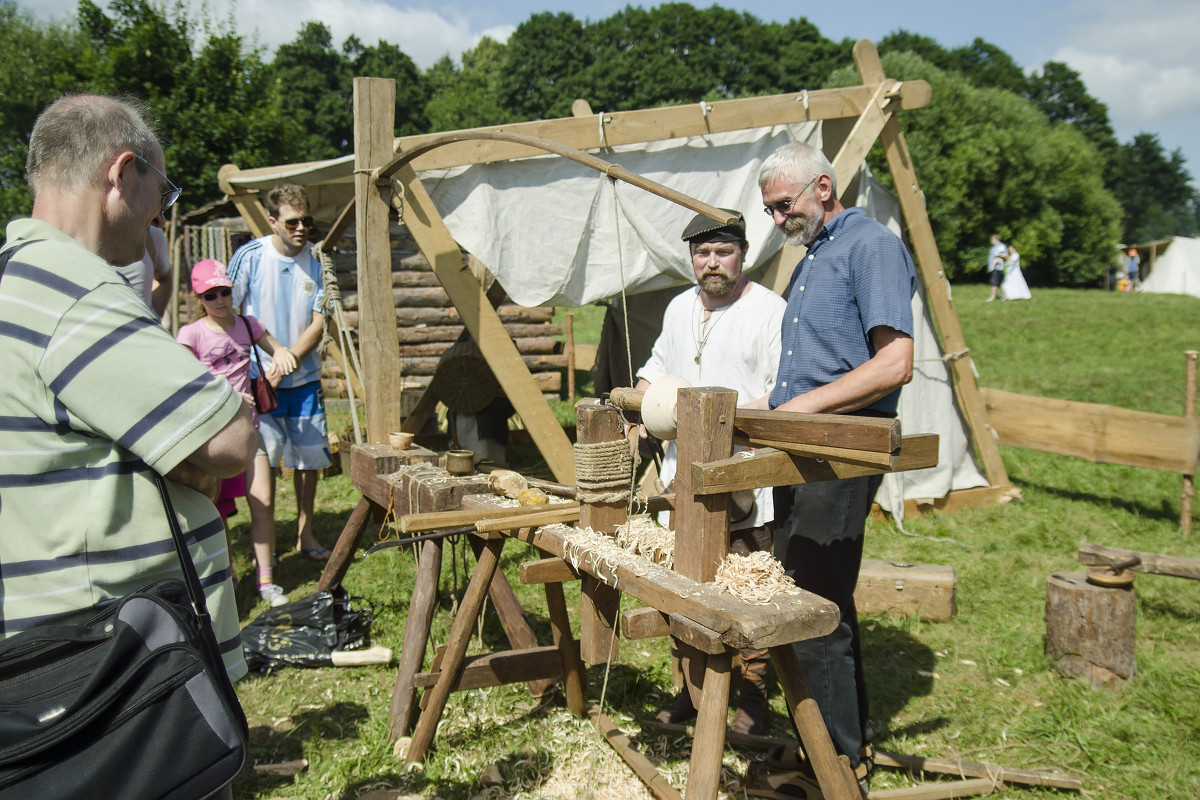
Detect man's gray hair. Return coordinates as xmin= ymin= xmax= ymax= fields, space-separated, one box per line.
xmin=758 ymin=142 xmax=837 ymax=196
xmin=26 ymin=94 xmax=160 ymax=201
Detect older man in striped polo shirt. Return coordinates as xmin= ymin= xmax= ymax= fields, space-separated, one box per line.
xmin=0 ymin=94 xmax=256 ymax=682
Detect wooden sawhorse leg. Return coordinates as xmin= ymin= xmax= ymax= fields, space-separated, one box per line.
xmin=770 ymin=644 xmax=864 ymax=800
xmin=387 ymin=536 xmax=444 ymax=740
xmin=405 ymin=536 xmax=506 ymax=764
xmin=685 ymin=649 xmax=733 ymax=800
xmin=468 ymin=535 xmax=558 ymax=701
xmin=317 ymin=496 xmax=377 ymax=593
xmin=544 ymin=580 xmax=586 ymax=715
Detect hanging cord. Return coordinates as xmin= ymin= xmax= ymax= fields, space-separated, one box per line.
xmin=607 ymin=176 xmax=645 ymax=519
xmin=315 ymin=243 xmax=365 ymax=445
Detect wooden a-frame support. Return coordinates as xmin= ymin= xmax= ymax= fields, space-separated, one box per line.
xmin=218 ymin=39 xmax=1010 ymax=507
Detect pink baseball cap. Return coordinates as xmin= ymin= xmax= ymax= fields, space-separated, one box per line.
xmin=191 ymin=259 xmax=232 ymax=293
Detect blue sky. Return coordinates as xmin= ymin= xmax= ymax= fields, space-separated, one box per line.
xmin=26 ymin=0 xmax=1200 ymax=180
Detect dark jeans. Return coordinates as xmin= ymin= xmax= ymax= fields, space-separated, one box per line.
xmin=773 ymin=475 xmax=880 ymax=767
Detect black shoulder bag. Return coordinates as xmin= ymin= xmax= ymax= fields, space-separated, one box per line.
xmin=0 ymin=244 xmax=248 ymax=799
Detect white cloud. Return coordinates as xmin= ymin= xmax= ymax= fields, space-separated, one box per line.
xmin=208 ymin=0 xmax=492 ymax=67
xmin=1053 ymin=0 xmax=1200 ymax=134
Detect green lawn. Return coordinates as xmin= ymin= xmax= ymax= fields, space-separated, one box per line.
xmin=229 ymin=286 xmax=1200 ymax=800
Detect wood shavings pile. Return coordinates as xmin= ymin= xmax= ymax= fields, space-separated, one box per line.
xmin=714 ymin=550 xmax=801 ymax=605
xmin=555 ymin=525 xmax=660 ymax=587
xmin=614 ymin=516 xmax=674 ymax=568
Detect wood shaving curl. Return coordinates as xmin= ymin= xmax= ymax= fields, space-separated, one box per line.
xmin=714 ymin=551 xmax=800 ymax=605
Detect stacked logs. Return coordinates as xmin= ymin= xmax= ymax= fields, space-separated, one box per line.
xmin=320 ymin=224 xmax=567 ymax=399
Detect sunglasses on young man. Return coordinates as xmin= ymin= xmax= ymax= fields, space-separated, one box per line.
xmin=281 ymin=216 xmax=315 ymax=231
xmin=202 ymin=287 xmax=232 ymax=301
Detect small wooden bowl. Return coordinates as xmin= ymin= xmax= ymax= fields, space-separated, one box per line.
xmin=388 ymin=431 xmax=414 ymax=450
xmin=1085 ymin=565 xmax=1136 ymax=587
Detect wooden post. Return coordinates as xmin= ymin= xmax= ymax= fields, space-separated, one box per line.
xmin=566 ymin=312 xmax=576 ymax=403
xmin=353 ymin=77 xmax=405 ymax=443
xmin=575 ymin=400 xmax=627 ymax=665
xmin=546 ymin=580 xmax=587 ymax=715
xmin=673 ymin=387 xmax=736 ymax=582
xmin=1182 ymin=350 xmax=1197 ymax=537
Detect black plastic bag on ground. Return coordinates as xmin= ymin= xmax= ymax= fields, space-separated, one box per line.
xmin=241 ymin=588 xmax=376 ymax=672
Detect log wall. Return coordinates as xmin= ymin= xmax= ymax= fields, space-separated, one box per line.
xmin=321 ymin=224 xmax=566 ymax=399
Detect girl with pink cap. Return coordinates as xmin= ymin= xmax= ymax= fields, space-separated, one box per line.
xmin=177 ymin=258 xmax=298 ymax=607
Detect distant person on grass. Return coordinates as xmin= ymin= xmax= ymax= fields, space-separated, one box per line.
xmin=227 ymin=184 xmax=333 ymax=583
xmin=986 ymin=233 xmax=1007 ymax=302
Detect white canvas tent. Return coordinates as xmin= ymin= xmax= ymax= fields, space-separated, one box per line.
xmin=422 ymin=123 xmax=988 ymax=518
xmin=1140 ymin=236 xmax=1200 ymax=298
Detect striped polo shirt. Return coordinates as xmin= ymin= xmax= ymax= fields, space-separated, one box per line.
xmin=0 ymin=219 xmax=247 ymax=680
xmin=227 ymin=236 xmax=325 ymax=389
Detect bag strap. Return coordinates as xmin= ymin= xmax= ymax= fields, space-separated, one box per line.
xmin=241 ymin=315 xmax=267 ymax=377
xmin=151 ymin=471 xmax=218 ymax=629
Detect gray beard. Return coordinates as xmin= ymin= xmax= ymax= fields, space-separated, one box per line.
xmin=783 ymin=212 xmax=823 ymax=248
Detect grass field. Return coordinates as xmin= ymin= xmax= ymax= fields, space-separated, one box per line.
xmin=228 ymin=284 xmax=1200 ymax=800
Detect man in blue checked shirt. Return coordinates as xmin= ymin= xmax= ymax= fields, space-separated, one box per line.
xmin=753 ymin=141 xmax=916 ymax=794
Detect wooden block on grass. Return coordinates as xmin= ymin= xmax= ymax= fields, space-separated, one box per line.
xmin=855 ymin=560 xmax=957 ymax=622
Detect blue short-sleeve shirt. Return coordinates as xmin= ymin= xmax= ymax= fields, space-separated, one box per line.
xmin=769 ymin=207 xmax=916 ymax=415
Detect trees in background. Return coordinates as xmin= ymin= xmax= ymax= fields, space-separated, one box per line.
xmin=2 ymin=0 xmax=1195 ymax=284
xmin=830 ymin=52 xmax=1121 ymax=286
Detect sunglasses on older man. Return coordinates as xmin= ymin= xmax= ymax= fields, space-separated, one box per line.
xmin=281 ymin=216 xmax=315 ymax=231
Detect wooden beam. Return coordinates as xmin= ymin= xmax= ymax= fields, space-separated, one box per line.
xmin=851 ymin=40 xmax=1010 ymax=492
xmin=222 ymin=82 xmax=932 ymax=191
xmin=621 ymin=607 xmax=670 ymax=640
xmin=411 ymin=645 xmax=568 ymax=691
xmin=736 ymin=436 xmax=898 ymax=470
xmin=866 ymin=778 xmax=996 ymax=799
xmin=590 ymin=707 xmax=683 ymax=800
xmin=389 ymin=162 xmax=576 ymax=483
xmin=514 ymin=523 xmax=840 ymax=650
xmin=217 ymin=164 xmax=271 ymax=237
xmin=1078 ymin=543 xmax=1200 ymax=580
xmin=872 ymin=749 xmax=1084 ymax=791
xmin=519 ymin=557 xmax=579 ymax=584
xmin=691 ymin=434 xmax=939 ymax=495
xmin=353 ymin=78 xmax=406 ymax=443
xmin=982 ymin=387 xmax=1200 ymax=474
xmin=734 ymin=408 xmax=901 ymax=454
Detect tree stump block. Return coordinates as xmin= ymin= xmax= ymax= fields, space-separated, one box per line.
xmin=1044 ymin=571 xmax=1136 ymax=689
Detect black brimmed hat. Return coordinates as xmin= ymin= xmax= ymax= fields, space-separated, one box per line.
xmin=681 ymin=209 xmax=746 ymax=244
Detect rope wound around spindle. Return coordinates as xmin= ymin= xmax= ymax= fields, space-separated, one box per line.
xmin=574 ymin=439 xmax=634 ymax=504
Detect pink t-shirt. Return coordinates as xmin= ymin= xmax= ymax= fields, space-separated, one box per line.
xmin=177 ymin=315 xmax=267 ymax=419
